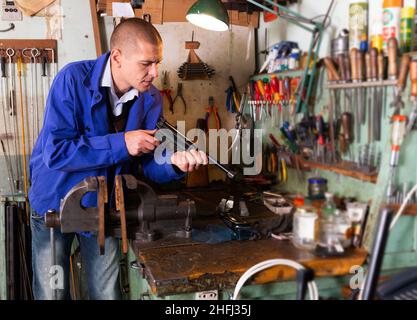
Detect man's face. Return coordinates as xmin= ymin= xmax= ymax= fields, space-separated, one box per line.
xmin=112 ymin=40 xmax=163 ymax=93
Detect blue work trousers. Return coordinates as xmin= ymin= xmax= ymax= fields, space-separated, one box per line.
xmin=30 ymin=213 xmax=121 ymax=300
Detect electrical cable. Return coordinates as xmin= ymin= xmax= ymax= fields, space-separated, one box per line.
xmin=232 ymin=258 xmax=319 ymax=300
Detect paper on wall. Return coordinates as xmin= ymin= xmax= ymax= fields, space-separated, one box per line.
xmin=112 ymin=2 xmax=135 ymax=18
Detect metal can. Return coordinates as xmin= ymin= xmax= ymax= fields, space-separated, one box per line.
xmin=308 ymin=177 xmax=328 ymax=200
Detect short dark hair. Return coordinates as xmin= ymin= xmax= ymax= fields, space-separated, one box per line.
xmin=110 ymin=18 xmax=162 ymax=52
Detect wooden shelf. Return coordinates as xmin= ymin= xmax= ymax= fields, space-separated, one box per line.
xmin=385 ymin=204 xmax=417 ymax=216
xmin=297 ymin=157 xmax=378 ymax=184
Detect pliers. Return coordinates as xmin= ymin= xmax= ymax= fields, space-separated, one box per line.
xmin=205 ymin=96 xmax=221 ymax=132
xmin=172 ymin=82 xmax=187 ymax=115
xmin=160 ymin=71 xmax=174 ymax=114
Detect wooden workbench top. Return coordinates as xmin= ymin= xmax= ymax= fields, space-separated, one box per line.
xmin=133 ymin=239 xmax=367 ymax=297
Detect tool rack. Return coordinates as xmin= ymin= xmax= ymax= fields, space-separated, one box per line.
xmin=0 ymin=39 xmax=57 ymax=63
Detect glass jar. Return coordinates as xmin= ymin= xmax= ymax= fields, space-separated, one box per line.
xmin=308 ymin=177 xmax=328 ymax=200
xmin=292 ymin=207 xmax=318 ymax=250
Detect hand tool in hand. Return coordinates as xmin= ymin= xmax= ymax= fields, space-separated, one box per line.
xmin=156 ymin=116 xmax=236 ymax=179
xmin=172 ymin=82 xmax=187 ymax=115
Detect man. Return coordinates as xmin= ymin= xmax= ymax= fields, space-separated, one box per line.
xmin=28 ymin=18 xmax=208 ymax=300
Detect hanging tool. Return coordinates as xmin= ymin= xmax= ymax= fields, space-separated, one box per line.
xmin=6 ymin=48 xmax=21 ymax=193
xmin=1 ymin=55 xmax=15 ymax=193
xmin=172 ymin=82 xmax=187 ymax=115
xmin=337 ymin=53 xmax=348 ymax=112
xmin=369 ymin=48 xmax=378 ymax=143
xmin=265 ymin=144 xmax=277 ymax=175
xmin=205 ymin=96 xmax=221 ymax=131
xmin=391 ymin=54 xmax=410 ymax=117
xmin=340 ymin=112 xmax=353 ymax=159
xmin=386 ymin=115 xmax=407 ymax=203
xmin=406 ymin=60 xmax=417 ymax=134
xmin=24 ymin=48 xmax=41 ymax=151
xmin=160 ymin=71 xmax=173 ymax=114
xmin=365 ymin=52 xmax=372 ymax=143
xmin=225 ymin=76 xmax=241 ymax=114
xmin=41 ymin=52 xmax=49 ymax=121
xmin=254 ymin=80 xmax=263 ymax=121
xmin=387 ymin=38 xmax=401 ymax=116
xmin=350 ymin=48 xmax=360 ymax=141
xmin=357 ymin=49 xmax=366 ymax=125
xmin=323 ymin=57 xmax=340 ymax=163
xmin=374 ymin=51 xmax=385 ymax=141
xmin=17 ymin=55 xmax=30 ymax=220
xmin=45 ymin=48 xmax=56 ymax=80
xmin=315 ymin=115 xmax=325 ymax=162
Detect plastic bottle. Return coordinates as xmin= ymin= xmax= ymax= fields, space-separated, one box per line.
xmin=383 ymin=0 xmax=403 ymax=54
xmin=400 ymin=1 xmax=416 ymax=53
xmin=349 ymin=0 xmax=369 ymax=50
xmin=292 ymin=207 xmax=318 ymax=250
xmin=288 ymin=48 xmax=300 ymax=70
xmin=320 ymin=192 xmax=336 ymax=219
xmin=332 ymin=209 xmax=353 ymax=248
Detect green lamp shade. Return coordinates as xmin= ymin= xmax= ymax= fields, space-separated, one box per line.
xmin=186 ymin=0 xmax=229 ymax=32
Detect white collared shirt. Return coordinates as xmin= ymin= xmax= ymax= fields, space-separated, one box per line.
xmin=100 ymin=57 xmax=138 ymax=116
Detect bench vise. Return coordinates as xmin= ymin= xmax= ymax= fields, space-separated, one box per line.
xmin=45 ymin=174 xmax=196 ymax=254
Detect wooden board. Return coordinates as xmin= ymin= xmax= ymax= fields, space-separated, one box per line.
xmin=0 ymin=39 xmax=57 ymax=63
xmin=135 ymin=239 xmax=367 ymax=296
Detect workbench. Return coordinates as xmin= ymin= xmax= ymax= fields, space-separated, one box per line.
xmin=127 ymin=186 xmax=368 ymax=300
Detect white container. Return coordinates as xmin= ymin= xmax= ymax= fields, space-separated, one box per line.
xmin=292 ymin=208 xmax=318 ymax=250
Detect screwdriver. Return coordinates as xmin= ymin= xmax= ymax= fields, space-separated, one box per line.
xmin=315 ymin=115 xmax=325 ymax=162
xmin=386 ymin=115 xmax=407 ymax=202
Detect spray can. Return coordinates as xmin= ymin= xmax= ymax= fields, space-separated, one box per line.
xmin=400 ymin=2 xmax=416 ymax=53
xmin=349 ymin=0 xmax=369 ymax=50
xmin=383 ymin=0 xmax=403 ymax=54
xmin=370 ymin=0 xmax=384 ymax=52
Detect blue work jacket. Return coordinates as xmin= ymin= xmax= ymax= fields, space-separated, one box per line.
xmin=29 ymin=52 xmax=184 ymax=216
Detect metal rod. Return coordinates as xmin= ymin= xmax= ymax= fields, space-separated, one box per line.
xmin=7 ymin=48 xmax=22 ymax=192
xmin=156 ymin=117 xmax=237 ymax=179
xmin=17 ymin=55 xmax=30 ymax=222
xmin=327 ymin=80 xmax=397 ymax=89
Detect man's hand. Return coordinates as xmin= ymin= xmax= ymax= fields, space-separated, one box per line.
xmin=171 ymin=150 xmax=209 ymax=172
xmin=124 ymin=129 xmax=160 ymax=156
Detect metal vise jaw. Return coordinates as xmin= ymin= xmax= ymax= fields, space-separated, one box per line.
xmin=45 ymin=175 xmax=196 ymax=254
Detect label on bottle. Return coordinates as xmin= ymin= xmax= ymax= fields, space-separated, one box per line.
xmin=349 ymin=2 xmax=368 ymax=50
xmin=383 ymin=7 xmax=402 ymax=53
xmin=297 ymin=215 xmax=317 ymax=240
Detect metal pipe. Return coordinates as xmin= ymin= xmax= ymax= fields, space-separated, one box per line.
xmin=156 ymin=117 xmax=237 ymax=179
xmin=361 ymin=207 xmax=392 ymax=300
